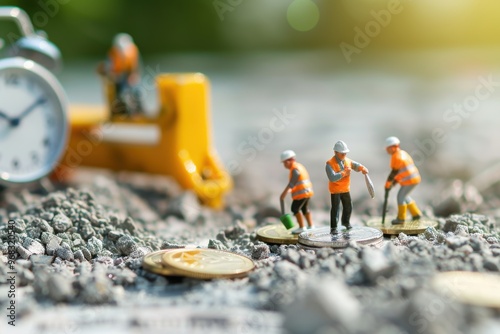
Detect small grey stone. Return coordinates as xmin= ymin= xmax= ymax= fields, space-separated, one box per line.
xmin=107 ymin=230 xmax=122 ymax=242
xmin=46 ymin=237 xmax=61 ymax=256
xmin=16 ymin=244 xmax=32 ymax=259
xmin=487 ymin=237 xmax=499 ymax=244
xmin=224 ymin=224 xmax=247 ymax=240
xmin=36 ymin=218 xmax=54 ymax=233
xmin=72 ymin=239 xmax=84 ymax=248
xmin=455 ymin=225 xmax=469 ymax=237
xmin=57 ymin=233 xmax=71 ymax=241
xmin=81 ymin=248 xmax=92 ymax=261
xmin=252 ymin=243 xmax=270 ymax=260
xmin=30 ymin=255 xmax=55 ymax=266
xmin=424 ymin=227 xmax=439 ymax=242
xmin=78 ymin=219 xmax=95 ymax=240
xmin=11 ymin=219 xmax=26 ymax=233
xmin=22 ymin=237 xmax=45 ymax=255
xmin=445 ymin=236 xmax=469 ymax=250
xmin=160 ymin=241 xmax=184 ymax=250
xmin=116 ymin=235 xmax=137 ymax=256
xmin=208 ymin=239 xmax=228 ymax=251
xmin=215 ymin=231 xmax=229 ymax=244
xmin=52 ymin=214 xmax=73 ymax=233
xmin=129 ymin=246 xmax=150 ymax=259
xmin=61 ymin=241 xmax=72 ymax=250
xmin=86 ymin=236 xmax=103 ymax=256
xmin=443 ymin=217 xmax=462 ymax=233
xmin=483 ymin=258 xmax=499 ymax=271
xmin=74 ymin=250 xmax=86 ymax=262
xmin=283 ymin=249 xmax=301 ymax=266
xmin=120 ymin=217 xmax=137 ymax=234
xmin=26 ymin=227 xmax=42 ymax=240
xmin=56 ymin=247 xmax=74 ymax=261
xmin=41 ymin=232 xmax=61 ymax=245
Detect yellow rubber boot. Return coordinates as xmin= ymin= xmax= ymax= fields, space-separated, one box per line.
xmin=408 ymin=201 xmax=422 ymax=220
xmin=392 ymin=204 xmax=407 ymax=224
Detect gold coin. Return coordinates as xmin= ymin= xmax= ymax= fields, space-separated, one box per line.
xmin=256 ymin=224 xmax=299 ymax=244
xmin=432 ymin=271 xmax=500 ymax=308
xmin=142 ymin=249 xmax=181 ymax=276
xmin=365 ymin=217 xmax=438 ymax=235
xmin=162 ymin=249 xmax=255 ymax=279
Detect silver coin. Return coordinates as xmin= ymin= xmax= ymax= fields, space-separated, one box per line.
xmin=298 ymin=226 xmax=383 ymax=248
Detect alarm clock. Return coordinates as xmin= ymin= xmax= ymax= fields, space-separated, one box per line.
xmin=0 ymin=6 xmax=68 ymax=187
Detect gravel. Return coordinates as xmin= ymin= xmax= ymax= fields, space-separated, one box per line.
xmin=1 ymin=174 xmax=500 ymax=333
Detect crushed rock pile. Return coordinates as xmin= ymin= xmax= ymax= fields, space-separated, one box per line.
xmin=1 ymin=177 xmax=500 ymax=333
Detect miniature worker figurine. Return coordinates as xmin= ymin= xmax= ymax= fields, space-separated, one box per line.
xmin=280 ymin=150 xmax=314 ymax=233
xmin=385 ymin=136 xmax=423 ymax=224
xmin=326 ymin=141 xmax=369 ymax=235
xmin=99 ymin=33 xmax=142 ymax=114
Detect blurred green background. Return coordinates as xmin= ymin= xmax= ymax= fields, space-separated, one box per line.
xmin=1 ymin=0 xmax=500 ymax=58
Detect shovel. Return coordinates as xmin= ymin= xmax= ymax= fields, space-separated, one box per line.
xmin=279 ymin=198 xmax=295 ymax=229
xmin=364 ymin=174 xmax=375 ymax=199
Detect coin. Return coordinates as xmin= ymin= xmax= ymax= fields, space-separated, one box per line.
xmin=365 ymin=217 xmax=438 ymax=235
xmin=256 ymin=224 xmax=299 ymax=244
xmin=142 ymin=249 xmax=180 ymax=276
xmin=162 ymin=249 xmax=255 ymax=279
xmin=432 ymin=271 xmax=500 ymax=308
xmin=298 ymin=226 xmax=383 ymax=248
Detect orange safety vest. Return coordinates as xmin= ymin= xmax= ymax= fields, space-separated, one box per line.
xmin=391 ymin=149 xmax=421 ymax=186
xmin=289 ymin=162 xmax=314 ymax=200
xmin=327 ymin=157 xmax=352 ymax=194
xmin=109 ymin=44 xmax=139 ymax=75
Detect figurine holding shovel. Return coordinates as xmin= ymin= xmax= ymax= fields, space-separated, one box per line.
xmin=279 ymin=150 xmax=314 ymax=234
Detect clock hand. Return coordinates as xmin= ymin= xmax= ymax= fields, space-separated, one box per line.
xmin=10 ymin=97 xmax=47 ymax=127
xmin=0 ymin=110 xmax=12 ymax=121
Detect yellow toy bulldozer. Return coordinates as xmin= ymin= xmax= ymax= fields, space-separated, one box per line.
xmin=54 ymin=73 xmax=232 ymax=209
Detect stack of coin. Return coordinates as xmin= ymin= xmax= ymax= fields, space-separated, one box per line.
xmin=142 ymin=248 xmax=255 ymax=279
xmin=365 ymin=217 xmax=438 ymax=235
xmin=256 ymin=224 xmax=300 ymax=244
xmin=298 ymin=226 xmax=384 ymax=249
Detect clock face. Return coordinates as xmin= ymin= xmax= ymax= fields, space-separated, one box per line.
xmin=0 ymin=58 xmax=68 ymax=185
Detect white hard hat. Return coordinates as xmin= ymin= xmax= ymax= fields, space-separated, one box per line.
xmin=333 ymin=140 xmax=350 ymax=153
xmin=113 ymin=33 xmax=133 ymax=49
xmin=280 ymin=150 xmax=296 ymax=162
xmin=385 ymin=136 xmax=400 ymax=148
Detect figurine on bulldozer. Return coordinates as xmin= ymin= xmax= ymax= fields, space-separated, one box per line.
xmin=97 ymin=33 xmax=143 ymax=116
